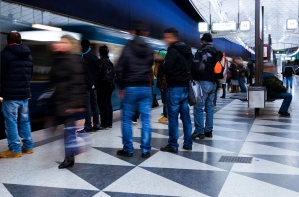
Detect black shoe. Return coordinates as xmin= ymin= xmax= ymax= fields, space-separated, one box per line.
xmin=160 ymin=145 xmax=178 ymax=153
xmin=58 ymin=159 xmax=74 ymax=169
xmin=117 ymin=150 xmax=133 ymax=157
xmin=205 ymin=132 xmax=213 ymax=138
xmin=191 ymin=132 xmax=205 ymax=140
xmin=109 ymin=126 xmax=112 ymax=128
xmin=93 ymin=126 xmax=103 ymax=130
xmin=278 ymin=111 xmax=290 ymax=117
xmin=220 ymin=95 xmax=226 ymax=98
xmin=183 ymin=146 xmax=192 ymax=151
xmin=141 ymin=152 xmax=151 ymax=158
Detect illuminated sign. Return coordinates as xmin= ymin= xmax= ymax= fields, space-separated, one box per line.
xmin=212 ymin=21 xmax=237 ymax=32
xmin=286 ymin=19 xmax=298 ymax=30
xmin=198 ymin=22 xmax=209 ymax=32
xmin=240 ymin=21 xmax=251 ymax=31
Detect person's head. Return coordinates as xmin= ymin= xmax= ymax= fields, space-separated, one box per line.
xmin=163 ymin=28 xmax=179 ymax=45
xmin=80 ymin=39 xmax=90 ymax=53
xmin=132 ymin=21 xmax=148 ymax=36
xmin=7 ymin=31 xmax=22 ymax=44
xmin=52 ymin=35 xmax=79 ymax=54
xmin=264 ymin=62 xmax=275 ymax=73
xmin=201 ymin=33 xmax=213 ymax=45
xmin=233 ymin=57 xmax=243 ymax=64
xmin=99 ymin=45 xmax=109 ymax=57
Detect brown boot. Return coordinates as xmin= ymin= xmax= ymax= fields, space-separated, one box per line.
xmin=22 ymin=147 xmax=34 ymax=154
xmin=0 ymin=150 xmax=22 ymax=158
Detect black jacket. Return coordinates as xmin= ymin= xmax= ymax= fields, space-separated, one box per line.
xmin=162 ymin=41 xmax=193 ymax=87
xmin=1 ymin=44 xmax=33 ymax=100
xmin=98 ymin=57 xmax=115 ymax=90
xmin=283 ymin=65 xmax=295 ymax=77
xmin=116 ymin=36 xmax=153 ymax=89
xmin=229 ymin=63 xmax=239 ymax=80
xmin=247 ymin=61 xmax=254 ymax=74
xmin=192 ymin=44 xmax=221 ymax=82
xmin=50 ymin=53 xmax=88 ymax=116
xmin=79 ymin=48 xmax=100 ymax=89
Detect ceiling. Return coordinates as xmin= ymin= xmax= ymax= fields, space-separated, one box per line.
xmin=190 ymin=0 xmax=299 ymax=53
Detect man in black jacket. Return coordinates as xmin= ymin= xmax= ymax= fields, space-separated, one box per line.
xmin=115 ymin=21 xmax=153 ymax=158
xmin=0 ymin=31 xmax=34 ymax=158
xmin=160 ymin=28 xmax=193 ymax=153
xmin=282 ymin=62 xmax=295 ymax=89
xmin=78 ymin=39 xmax=101 ymax=132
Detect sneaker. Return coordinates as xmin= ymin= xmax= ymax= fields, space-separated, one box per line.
xmin=158 ymin=117 xmax=168 ymax=122
xmin=160 ymin=145 xmax=178 ymax=153
xmin=191 ymin=132 xmax=205 ymax=140
xmin=183 ymin=146 xmax=192 ymax=151
xmin=132 ymin=121 xmax=138 ymax=125
xmin=141 ymin=152 xmax=151 ymax=158
xmin=220 ymin=95 xmax=226 ymax=98
xmin=205 ymin=132 xmax=213 ymax=138
xmin=278 ymin=111 xmax=291 ymax=117
xmin=117 ymin=150 xmax=133 ymax=157
xmin=22 ymin=147 xmax=33 ymax=154
xmin=0 ymin=150 xmax=22 ymax=158
xmin=77 ymin=129 xmax=88 ymax=134
xmin=93 ymin=126 xmax=103 ymax=131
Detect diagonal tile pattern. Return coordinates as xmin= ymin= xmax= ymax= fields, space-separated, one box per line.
xmin=1 ymin=90 xmax=299 ymax=197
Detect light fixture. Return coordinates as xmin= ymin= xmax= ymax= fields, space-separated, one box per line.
xmin=19 ymin=31 xmax=81 ymax=41
xmin=240 ymin=21 xmax=251 ymax=31
xmin=286 ymin=19 xmax=298 ymax=30
xmin=32 ymin=24 xmax=62 ymax=31
xmin=198 ymin=22 xmax=209 ymax=33
xmin=212 ymin=21 xmax=237 ymax=32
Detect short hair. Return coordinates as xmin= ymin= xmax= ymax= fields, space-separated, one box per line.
xmin=99 ymin=45 xmax=109 ymax=57
xmin=164 ymin=28 xmax=179 ymax=37
xmin=7 ymin=31 xmax=22 ymax=44
xmin=81 ymin=39 xmax=90 ymax=52
xmin=61 ymin=35 xmax=80 ymax=54
xmin=133 ymin=21 xmax=145 ymax=36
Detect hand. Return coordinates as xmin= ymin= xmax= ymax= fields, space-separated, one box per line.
xmin=118 ymin=89 xmax=125 ymax=99
xmin=65 ymin=108 xmax=86 ymax=114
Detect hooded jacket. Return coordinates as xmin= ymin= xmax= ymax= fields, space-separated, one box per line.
xmin=79 ymin=48 xmax=100 ymax=89
xmin=162 ymin=41 xmax=193 ymax=87
xmin=1 ymin=44 xmax=33 ymax=100
xmin=116 ymin=36 xmax=153 ymax=88
xmin=263 ymin=72 xmax=287 ymax=98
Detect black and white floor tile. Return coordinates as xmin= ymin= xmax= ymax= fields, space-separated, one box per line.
xmin=1 ymin=89 xmax=299 ymax=197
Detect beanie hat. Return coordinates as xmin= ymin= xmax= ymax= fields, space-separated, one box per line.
xmin=201 ymin=33 xmax=213 ymax=42
xmin=158 ymin=50 xmax=167 ymax=59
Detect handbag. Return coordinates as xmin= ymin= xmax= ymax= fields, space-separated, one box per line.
xmin=152 ymin=93 xmax=159 ymax=108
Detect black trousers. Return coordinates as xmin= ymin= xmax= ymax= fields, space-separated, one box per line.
xmin=97 ymin=88 xmax=113 ymax=128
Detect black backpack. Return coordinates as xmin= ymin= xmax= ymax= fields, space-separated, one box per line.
xmin=100 ymin=59 xmax=115 ymax=83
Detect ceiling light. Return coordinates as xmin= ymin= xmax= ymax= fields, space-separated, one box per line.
xmin=286 ymin=19 xmax=298 ymax=30
xmin=32 ymin=24 xmax=62 ymax=31
xmin=240 ymin=21 xmax=251 ymax=31
xmin=198 ymin=22 xmax=209 ymax=32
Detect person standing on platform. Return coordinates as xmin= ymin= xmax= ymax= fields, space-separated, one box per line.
xmin=191 ymin=33 xmax=222 ymax=140
xmin=154 ymin=49 xmax=168 ymax=122
xmin=282 ymin=62 xmax=295 ymax=89
xmin=160 ymin=28 xmax=193 ymax=153
xmin=97 ymin=45 xmax=115 ymax=129
xmin=0 ymin=31 xmax=34 ymax=158
xmin=50 ymin=35 xmax=88 ymax=169
xmin=115 ymin=21 xmax=153 ymax=158
xmin=220 ymin=53 xmax=229 ymax=98
xmin=247 ymin=58 xmax=254 ymax=86
xmin=78 ymin=39 xmax=101 ymax=132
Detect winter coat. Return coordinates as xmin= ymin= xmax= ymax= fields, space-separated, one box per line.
xmin=282 ymin=65 xmax=295 ymax=77
xmin=50 ymin=53 xmax=88 ymax=116
xmin=229 ymin=63 xmax=239 ymax=80
xmin=263 ymin=72 xmax=287 ymax=99
xmin=163 ymin=41 xmax=193 ymax=87
xmin=97 ymin=57 xmax=115 ymax=90
xmin=154 ymin=61 xmax=167 ymax=89
xmin=1 ymin=44 xmax=33 ymax=100
xmin=116 ymin=36 xmax=154 ymax=89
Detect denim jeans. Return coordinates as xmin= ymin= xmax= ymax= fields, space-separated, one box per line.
xmin=167 ymin=87 xmax=192 ymax=148
xmin=84 ymin=89 xmax=100 ymax=130
xmin=194 ymin=81 xmax=217 ymax=134
xmin=285 ymin=77 xmax=293 ymax=88
xmin=2 ymin=99 xmax=33 ymax=153
xmin=222 ymin=84 xmax=226 ymax=96
xmin=276 ymin=92 xmax=292 ymax=113
xmin=122 ymin=87 xmax=152 ymax=153
xmin=239 ymin=77 xmax=247 ymax=93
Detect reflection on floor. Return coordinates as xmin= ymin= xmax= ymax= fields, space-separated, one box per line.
xmin=1 ymin=90 xmax=299 ymax=197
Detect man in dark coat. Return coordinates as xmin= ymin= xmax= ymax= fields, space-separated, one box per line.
xmin=0 ymin=31 xmax=34 ymax=158
xmin=263 ymin=63 xmax=292 ymax=117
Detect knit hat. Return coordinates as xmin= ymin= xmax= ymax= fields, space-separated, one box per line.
xmin=158 ymin=50 xmax=167 ymax=59
xmin=201 ymin=33 xmax=213 ymax=42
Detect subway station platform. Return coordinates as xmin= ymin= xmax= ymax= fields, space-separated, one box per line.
xmin=1 ymin=88 xmax=299 ymax=197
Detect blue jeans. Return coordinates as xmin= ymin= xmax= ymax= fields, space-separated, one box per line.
xmin=194 ymin=81 xmax=217 ymax=134
xmin=276 ymin=92 xmax=292 ymax=113
xmin=285 ymin=77 xmax=293 ymax=88
xmin=84 ymin=90 xmax=100 ymax=130
xmin=2 ymin=99 xmax=33 ymax=153
xmin=239 ymin=77 xmax=247 ymax=93
xmin=122 ymin=87 xmax=152 ymax=153
xmin=167 ymin=87 xmax=192 ymax=148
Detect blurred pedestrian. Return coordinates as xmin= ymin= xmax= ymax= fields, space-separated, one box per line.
xmin=115 ymin=21 xmax=153 ymax=158
xmin=0 ymin=31 xmax=34 ymax=158
xmin=247 ymin=58 xmax=254 ymax=86
xmin=97 ymin=45 xmax=115 ymax=129
xmin=220 ymin=53 xmax=229 ymax=98
xmin=50 ymin=35 xmax=88 ymax=169
xmin=282 ymin=61 xmax=295 ymax=89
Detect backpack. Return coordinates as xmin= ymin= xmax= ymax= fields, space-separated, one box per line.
xmin=100 ymin=59 xmax=115 ymax=83
xmin=214 ymin=61 xmax=224 ymax=79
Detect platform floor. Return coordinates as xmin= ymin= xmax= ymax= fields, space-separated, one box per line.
xmin=1 ymin=88 xmax=299 ymax=197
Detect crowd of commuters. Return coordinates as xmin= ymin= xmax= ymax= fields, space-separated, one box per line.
xmin=0 ymin=23 xmax=296 ymax=167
